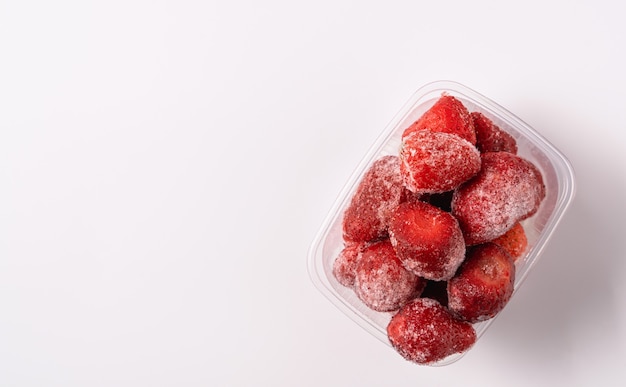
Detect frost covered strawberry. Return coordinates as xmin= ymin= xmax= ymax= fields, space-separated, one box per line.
xmin=400 ymin=130 xmax=480 ymax=194
xmin=452 ymin=152 xmax=545 ymax=245
xmin=342 ymin=155 xmax=405 ymax=243
xmin=354 ymin=240 xmax=425 ymax=312
xmin=402 ymin=95 xmax=476 ymax=144
xmin=448 ymin=243 xmax=515 ymax=323
xmin=471 ymin=112 xmax=518 ymax=154
xmin=332 ymin=242 xmax=367 ymax=288
xmin=388 ymin=201 xmax=465 ymax=281
xmin=387 ymin=298 xmax=476 ymax=365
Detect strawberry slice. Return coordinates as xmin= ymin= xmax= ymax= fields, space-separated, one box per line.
xmin=402 ymin=94 xmax=476 ymax=145
xmin=492 ymin=222 xmax=528 ymax=261
xmin=447 ymin=243 xmax=515 ymax=323
xmin=471 ymin=111 xmax=518 ymax=154
xmin=388 ymin=201 xmax=465 ymax=281
xmin=354 ymin=240 xmax=425 ymax=312
xmin=387 ymin=298 xmax=476 ymax=365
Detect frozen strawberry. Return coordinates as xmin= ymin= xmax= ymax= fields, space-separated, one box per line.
xmin=342 ymin=155 xmax=404 ymax=243
xmin=354 ymin=240 xmax=425 ymax=312
xmin=448 ymin=243 xmax=515 ymax=323
xmin=388 ymin=201 xmax=465 ymax=281
xmin=451 ymin=152 xmax=546 ymax=245
xmin=420 ymin=280 xmax=449 ymax=307
xmin=400 ymin=130 xmax=481 ymax=194
xmin=402 ymin=95 xmax=476 ymax=145
xmin=387 ymin=298 xmax=476 ymax=365
xmin=471 ymin=112 xmax=518 ymax=154
xmin=332 ymin=242 xmax=367 ymax=288
xmin=492 ymin=222 xmax=528 ymax=261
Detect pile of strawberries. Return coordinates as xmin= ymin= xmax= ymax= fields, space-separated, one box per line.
xmin=333 ymin=95 xmax=546 ymax=365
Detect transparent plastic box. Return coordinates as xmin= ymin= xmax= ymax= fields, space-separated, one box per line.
xmin=307 ymin=80 xmax=576 ymax=366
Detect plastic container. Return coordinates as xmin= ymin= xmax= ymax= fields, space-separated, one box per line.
xmin=307 ymin=80 xmax=576 ymax=365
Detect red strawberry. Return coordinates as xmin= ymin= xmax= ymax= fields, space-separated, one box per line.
xmin=342 ymin=155 xmax=404 ymax=243
xmin=492 ymin=222 xmax=528 ymax=261
xmin=451 ymin=152 xmax=546 ymax=245
xmin=402 ymin=95 xmax=476 ymax=145
xmin=447 ymin=243 xmax=515 ymax=323
xmin=354 ymin=240 xmax=425 ymax=312
xmin=332 ymin=242 xmax=367 ymax=288
xmin=400 ymin=130 xmax=481 ymax=194
xmin=471 ymin=112 xmax=518 ymax=154
xmin=388 ymin=201 xmax=465 ymax=281
xmin=387 ymin=298 xmax=476 ymax=365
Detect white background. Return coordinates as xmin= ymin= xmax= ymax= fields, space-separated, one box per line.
xmin=1 ymin=1 xmax=625 ymax=386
